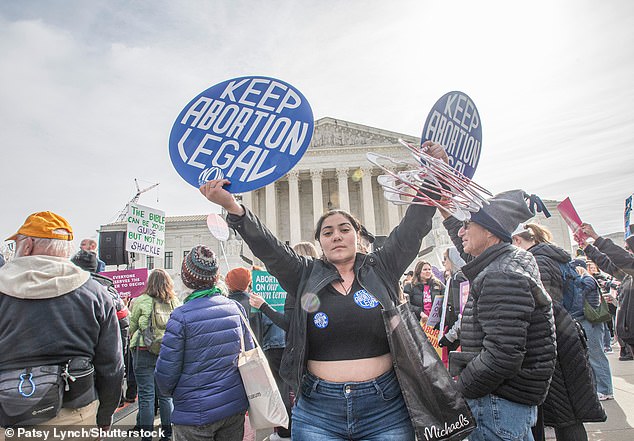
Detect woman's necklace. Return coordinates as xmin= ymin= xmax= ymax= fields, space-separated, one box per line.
xmin=338 ymin=278 xmax=353 ymax=295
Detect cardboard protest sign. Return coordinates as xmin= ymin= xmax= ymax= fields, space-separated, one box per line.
xmin=422 ymin=324 xmax=443 ymax=359
xmin=125 ymin=203 xmax=166 ymax=257
xmin=556 ymin=197 xmax=587 ymax=242
xmin=207 ymin=213 xmax=230 ymax=241
xmin=422 ymin=91 xmax=482 ymax=179
xmin=426 ymin=295 xmax=444 ymax=328
xmin=101 ymin=268 xmax=148 ymax=299
xmin=625 ymin=195 xmax=633 ymax=241
xmin=251 ymin=270 xmax=287 ymax=312
xmin=169 ymin=76 xmax=314 ymax=193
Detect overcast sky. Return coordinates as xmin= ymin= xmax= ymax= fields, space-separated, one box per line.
xmin=1 ymin=0 xmax=633 ymax=251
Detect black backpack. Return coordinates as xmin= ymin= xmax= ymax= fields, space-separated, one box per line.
xmin=558 ymin=261 xmax=586 ymax=317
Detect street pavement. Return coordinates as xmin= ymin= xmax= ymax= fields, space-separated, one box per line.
xmin=109 ymin=348 xmax=633 ymax=440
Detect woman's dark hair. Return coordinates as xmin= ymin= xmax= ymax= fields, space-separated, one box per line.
xmin=314 ymin=210 xmax=362 ymax=241
xmin=412 ymin=260 xmax=441 ymax=286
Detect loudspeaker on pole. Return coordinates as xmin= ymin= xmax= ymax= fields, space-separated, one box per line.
xmin=99 ymin=231 xmax=128 ymax=266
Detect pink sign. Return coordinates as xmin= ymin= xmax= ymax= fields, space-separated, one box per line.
xmin=556 ymin=197 xmax=588 ymax=242
xmin=101 ymin=268 xmax=148 ymax=299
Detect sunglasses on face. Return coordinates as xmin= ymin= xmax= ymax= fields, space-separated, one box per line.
xmin=462 ymin=220 xmax=472 ymax=230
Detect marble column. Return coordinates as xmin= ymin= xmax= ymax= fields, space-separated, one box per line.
xmin=238 ymin=191 xmax=254 ymax=264
xmin=265 ymin=183 xmax=277 ymax=236
xmin=288 ymin=170 xmax=301 ymax=246
xmin=336 ymin=167 xmax=350 ymax=212
xmin=240 ymin=191 xmax=253 ymax=211
xmin=386 ymin=167 xmax=400 ymax=231
xmin=360 ymin=167 xmax=376 ymax=234
xmin=310 ymin=169 xmax=323 ymax=226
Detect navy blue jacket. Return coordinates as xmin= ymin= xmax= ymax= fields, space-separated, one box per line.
xmin=154 ymin=295 xmax=254 ymax=426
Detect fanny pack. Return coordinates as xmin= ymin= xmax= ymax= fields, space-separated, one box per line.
xmin=0 ymin=357 xmax=96 ymax=428
xmin=0 ymin=365 xmax=64 ymax=427
xmin=62 ymin=357 xmax=97 ymax=409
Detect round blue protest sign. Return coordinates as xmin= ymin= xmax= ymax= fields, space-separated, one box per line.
xmin=169 ymin=76 xmax=314 ymax=193
xmin=421 ymin=91 xmax=482 ymax=179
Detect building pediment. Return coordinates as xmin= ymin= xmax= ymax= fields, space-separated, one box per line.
xmin=309 ymin=117 xmax=419 ymax=149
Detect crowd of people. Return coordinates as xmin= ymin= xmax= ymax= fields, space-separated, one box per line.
xmin=1 ymin=141 xmax=633 ymax=441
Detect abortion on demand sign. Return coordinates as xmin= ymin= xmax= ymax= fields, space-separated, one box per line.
xmin=422 ymin=91 xmax=482 ymax=179
xmin=125 ymin=203 xmax=166 ymax=257
xmin=169 ymin=76 xmax=314 ymax=193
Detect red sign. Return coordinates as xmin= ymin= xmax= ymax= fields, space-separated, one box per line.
xmin=557 ymin=197 xmax=588 ymax=242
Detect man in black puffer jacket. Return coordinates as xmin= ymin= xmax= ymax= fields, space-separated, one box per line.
xmin=443 ymin=190 xmax=557 ymax=441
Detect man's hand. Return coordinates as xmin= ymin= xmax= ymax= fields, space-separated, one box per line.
xmin=422 ymin=140 xmax=449 ymax=164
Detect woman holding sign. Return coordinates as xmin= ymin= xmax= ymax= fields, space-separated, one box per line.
xmin=199 ymin=142 xmax=469 ymax=441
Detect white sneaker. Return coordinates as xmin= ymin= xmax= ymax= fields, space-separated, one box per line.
xmin=597 ymin=392 xmax=614 ymax=401
xmin=269 ymin=434 xmax=291 ymax=441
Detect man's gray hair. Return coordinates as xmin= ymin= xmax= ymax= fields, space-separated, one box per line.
xmin=16 ymin=231 xmax=75 ymax=258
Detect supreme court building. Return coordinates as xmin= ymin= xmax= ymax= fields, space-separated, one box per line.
xmin=100 ymin=117 xmax=572 ymax=277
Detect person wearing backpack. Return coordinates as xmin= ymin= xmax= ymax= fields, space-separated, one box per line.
xmin=513 ymin=224 xmax=606 ymax=441
xmin=129 ymin=269 xmax=181 ymax=441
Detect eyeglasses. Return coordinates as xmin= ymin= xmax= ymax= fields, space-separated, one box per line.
xmin=461 ymin=220 xmax=472 ymax=230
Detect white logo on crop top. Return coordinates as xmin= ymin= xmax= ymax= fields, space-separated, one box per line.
xmin=313 ymin=312 xmax=329 ymax=328
xmin=353 ymin=290 xmax=379 ymax=309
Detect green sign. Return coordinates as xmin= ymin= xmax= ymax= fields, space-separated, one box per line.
xmin=251 ymin=270 xmax=287 ymax=312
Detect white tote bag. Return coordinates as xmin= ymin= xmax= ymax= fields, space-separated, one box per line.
xmin=237 ymin=311 xmax=289 ymax=430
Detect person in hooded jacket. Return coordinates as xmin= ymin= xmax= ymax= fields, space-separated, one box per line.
xmin=0 ymin=212 xmax=123 ymax=435
xmin=512 ymin=223 xmax=606 ymax=441
xmin=437 ymin=246 xmax=467 ymax=350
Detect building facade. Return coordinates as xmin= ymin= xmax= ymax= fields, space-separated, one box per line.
xmin=100 ymin=117 xmax=573 ymax=279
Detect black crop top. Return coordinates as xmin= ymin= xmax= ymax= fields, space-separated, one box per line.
xmin=306 ymin=280 xmax=390 ymax=361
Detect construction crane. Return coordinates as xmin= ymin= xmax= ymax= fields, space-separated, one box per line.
xmin=115 ymin=179 xmax=160 ymax=222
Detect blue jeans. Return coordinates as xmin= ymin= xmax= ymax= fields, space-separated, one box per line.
xmin=467 ymin=395 xmax=537 ymax=441
xmin=292 ymin=369 xmax=415 ymax=440
xmin=580 ymin=319 xmax=613 ymax=395
xmin=133 ymin=349 xmax=173 ymax=440
xmin=603 ymin=322 xmax=612 ymax=349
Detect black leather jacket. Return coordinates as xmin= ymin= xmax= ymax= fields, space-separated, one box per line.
xmin=227 ymin=203 xmax=436 ymax=391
